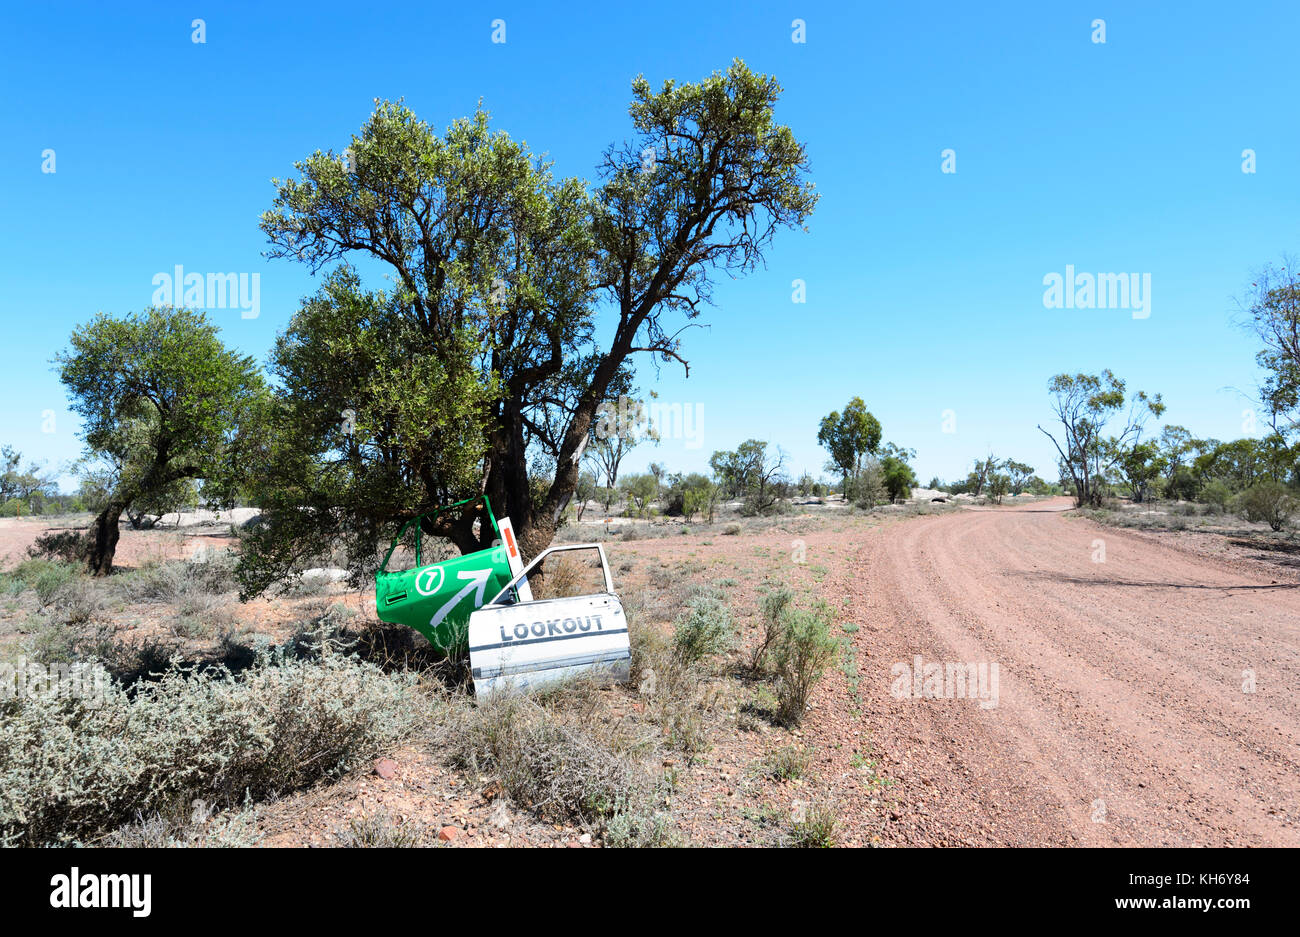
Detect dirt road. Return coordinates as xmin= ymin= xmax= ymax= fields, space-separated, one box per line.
xmin=841 ymin=498 xmax=1299 ymax=846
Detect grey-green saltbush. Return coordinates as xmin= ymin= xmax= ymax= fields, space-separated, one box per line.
xmin=0 ymin=649 xmax=422 ymax=846
xmin=773 ymin=603 xmax=838 ymax=726
xmin=672 ymin=594 xmax=734 ymax=664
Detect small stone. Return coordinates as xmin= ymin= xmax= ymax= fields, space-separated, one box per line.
xmin=579 ymin=833 xmax=592 ymax=845
xmin=374 ymin=758 xmax=399 ymax=780
xmin=438 ymin=826 xmax=459 ymax=842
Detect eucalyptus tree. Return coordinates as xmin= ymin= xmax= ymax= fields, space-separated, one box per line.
xmin=243 ymin=60 xmax=816 ymax=590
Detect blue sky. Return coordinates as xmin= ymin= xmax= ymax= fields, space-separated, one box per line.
xmin=2 ymin=1 xmax=1297 ymax=492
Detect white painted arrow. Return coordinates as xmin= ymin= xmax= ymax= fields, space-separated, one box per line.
xmin=429 ymin=568 xmax=493 ymax=632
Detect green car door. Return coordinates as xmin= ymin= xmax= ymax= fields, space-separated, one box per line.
xmin=374 ymin=497 xmax=518 ymax=654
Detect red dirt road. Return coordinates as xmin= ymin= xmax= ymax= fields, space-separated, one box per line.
xmin=843 ymin=498 xmax=1299 ymax=846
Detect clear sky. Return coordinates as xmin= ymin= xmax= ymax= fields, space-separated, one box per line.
xmin=2 ymin=1 xmax=1297 ymax=491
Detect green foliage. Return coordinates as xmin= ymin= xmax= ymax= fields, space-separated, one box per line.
xmin=1198 ymin=478 xmax=1233 ymax=510
xmin=849 ymin=461 xmax=885 ymax=507
xmin=772 ymin=601 xmax=838 ymax=726
xmin=1246 ymin=263 xmax=1300 ymax=433
xmin=762 ymin=744 xmax=811 ymax=781
xmin=879 ymin=444 xmax=917 ymax=503
xmin=618 ymin=472 xmax=659 ymax=518
xmin=970 ymin=454 xmax=1034 ymax=501
xmin=12 ymin=559 xmax=78 ymax=609
xmin=237 ymin=268 xmax=497 ymax=595
xmin=1004 ymin=460 xmax=1035 ymax=495
xmin=711 ymin=439 xmax=787 ymax=515
xmin=127 ymin=477 xmax=199 ymax=528
xmin=664 ymin=472 xmax=716 ymax=522
xmin=1239 ymin=481 xmax=1297 ymax=531
xmin=54 ymin=307 xmax=267 ymax=573
xmin=1040 ymin=370 xmax=1164 ymax=507
xmin=28 ymin=525 xmax=91 ymax=564
xmin=789 ymin=803 xmax=838 ymax=848
xmin=818 ymin=397 xmax=882 ymax=492
xmin=1166 ymin=465 xmax=1201 ymax=501
xmin=573 ymin=470 xmax=598 ymax=521
xmin=749 ymin=586 xmax=793 ymax=672
xmin=967 ymin=454 xmax=997 ymax=497
xmin=57 ymin=307 xmax=265 ymax=500
xmin=672 ymin=593 xmax=735 ymax=664
xmin=986 ymin=472 xmax=1010 ymax=504
xmin=0 ymin=446 xmax=56 ymax=505
xmin=1192 ymin=435 xmax=1295 ymax=491
xmin=253 ymin=61 xmax=815 ymax=574
xmin=1115 ymin=439 xmax=1166 ymax=502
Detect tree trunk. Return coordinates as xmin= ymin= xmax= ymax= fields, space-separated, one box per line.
xmin=85 ymin=497 xmax=129 ymax=576
xmin=516 ymin=515 xmax=557 ymax=566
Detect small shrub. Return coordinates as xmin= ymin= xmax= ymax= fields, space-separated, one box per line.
xmin=661 ymin=696 xmax=709 ymax=755
xmin=672 ymin=594 xmax=734 ymax=664
xmin=604 ymin=808 xmax=683 ymax=848
xmin=189 ymin=549 xmax=239 ymax=593
xmin=174 ymin=590 xmax=232 ymax=638
xmin=29 ymin=530 xmax=90 ymax=563
xmin=441 ymin=693 xmax=649 ymax=828
xmin=0 ymin=650 xmax=422 ymax=846
xmin=22 ymin=614 xmax=117 ymax=666
xmin=849 ymin=463 xmax=885 ymax=508
xmin=1239 ymin=481 xmax=1297 ymax=532
xmin=722 ymin=523 xmax=742 ymax=536
xmin=628 ymin=620 xmax=669 ymax=687
xmin=113 ymin=552 xmax=237 ymax=605
xmin=762 ymin=744 xmax=811 ymax=781
xmin=749 ymin=586 xmax=793 ymax=672
xmin=790 ymin=803 xmax=837 ymax=848
xmin=627 ymin=616 xmax=713 ymax=756
xmin=336 ymin=812 xmax=431 ymax=848
xmin=15 ymin=559 xmax=77 ymax=609
xmin=112 ymin=561 xmax=190 ymax=602
xmin=105 ymin=804 xmax=261 ymax=848
xmin=1198 ymin=479 xmax=1232 ymax=512
xmin=772 ymin=602 xmax=838 ymax=726
xmin=49 ymin=578 xmax=105 ymax=626
xmin=534 ymin=555 xmax=584 ymax=600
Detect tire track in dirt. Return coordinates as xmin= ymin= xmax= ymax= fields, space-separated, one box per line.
xmin=842 ymin=499 xmax=1300 ymax=847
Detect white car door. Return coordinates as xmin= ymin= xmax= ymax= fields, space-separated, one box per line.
xmin=467 ymin=544 xmax=631 ymax=697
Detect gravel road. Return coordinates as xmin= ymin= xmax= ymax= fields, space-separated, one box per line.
xmin=843 ymin=498 xmax=1299 ymax=846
